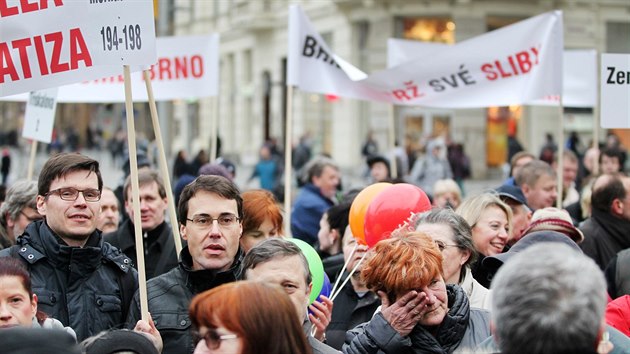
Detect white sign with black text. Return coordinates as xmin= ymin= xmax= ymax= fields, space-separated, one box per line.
xmin=601 ymin=54 xmax=630 ymax=128
xmin=22 ymin=88 xmax=58 ymax=143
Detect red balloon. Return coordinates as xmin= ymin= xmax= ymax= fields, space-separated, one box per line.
xmin=364 ymin=183 xmax=431 ymax=248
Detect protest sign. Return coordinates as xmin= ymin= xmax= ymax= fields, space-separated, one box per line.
xmin=0 ymin=0 xmax=156 ymax=97
xmin=22 ymin=87 xmax=58 ymax=143
xmin=1 ymin=34 xmax=220 ymax=102
xmin=601 ymin=54 xmax=630 ymax=128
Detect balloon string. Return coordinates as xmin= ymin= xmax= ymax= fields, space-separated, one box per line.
xmin=330 ymin=243 xmax=358 ymax=297
xmin=330 ymin=251 xmax=367 ymax=302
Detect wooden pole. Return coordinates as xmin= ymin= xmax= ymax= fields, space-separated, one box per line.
xmin=284 ymin=85 xmax=294 ymax=236
xmin=388 ymin=105 xmax=398 ymax=178
xmin=143 ymin=70 xmax=183 ymax=256
xmin=124 ymin=65 xmax=149 ymax=322
xmin=556 ymin=99 xmax=564 ymax=209
xmin=27 ymin=140 xmax=37 ymax=180
xmin=209 ymin=97 xmax=218 ymax=163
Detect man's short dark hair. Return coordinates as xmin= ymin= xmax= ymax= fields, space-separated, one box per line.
xmin=38 ymin=153 xmax=103 ymax=196
xmin=303 ymin=157 xmax=338 ymax=184
xmin=177 ymin=175 xmax=242 ymax=225
xmin=123 ymin=169 xmax=166 ymax=202
xmin=326 ymin=202 xmax=351 ymax=235
xmin=591 ymin=174 xmax=626 ymax=212
xmin=242 ymin=238 xmax=312 ymax=285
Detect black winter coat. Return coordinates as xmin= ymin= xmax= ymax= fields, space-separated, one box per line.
xmin=0 ymin=220 xmax=137 ymax=341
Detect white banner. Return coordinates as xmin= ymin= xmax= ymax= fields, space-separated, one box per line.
xmin=0 ymin=0 xmax=157 ymax=97
xmin=288 ymin=5 xmax=563 ymax=108
xmin=601 ymin=54 xmax=630 ymax=128
xmin=387 ymin=38 xmax=596 ymax=107
xmin=1 ymin=34 xmax=220 ymax=103
xmin=22 ymin=88 xmax=58 ymax=144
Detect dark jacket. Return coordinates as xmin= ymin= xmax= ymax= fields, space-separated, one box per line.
xmin=579 ymin=209 xmax=630 ymax=270
xmin=104 ymin=219 xmax=178 ymax=279
xmin=326 ymin=278 xmax=380 ymax=350
xmin=126 ymin=246 xmax=243 ymax=354
xmin=343 ymin=285 xmax=491 ymax=354
xmin=0 ymin=220 xmax=137 ymax=341
xmin=291 ymin=183 xmax=335 ymax=245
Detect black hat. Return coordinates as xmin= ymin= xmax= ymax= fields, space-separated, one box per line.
xmin=495 ymin=184 xmax=528 ymax=206
xmin=483 ymin=230 xmax=582 ymax=271
xmin=0 ymin=327 xmax=81 ymax=354
xmin=83 ymin=330 xmax=159 ymax=354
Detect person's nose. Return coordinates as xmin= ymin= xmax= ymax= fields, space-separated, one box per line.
xmin=0 ymin=302 xmax=13 ymax=321
xmin=73 ymin=192 xmax=88 ymax=206
xmin=207 ymin=220 xmax=222 ymax=238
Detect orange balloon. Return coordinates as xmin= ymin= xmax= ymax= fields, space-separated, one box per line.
xmin=349 ymin=182 xmax=392 ymax=245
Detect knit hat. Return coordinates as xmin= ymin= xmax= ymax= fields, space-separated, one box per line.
xmin=82 ymin=330 xmax=158 ymax=354
xmin=483 ymin=230 xmax=582 ymax=271
xmin=198 ymin=163 xmax=232 ymax=180
xmin=521 ymin=207 xmax=584 ymax=244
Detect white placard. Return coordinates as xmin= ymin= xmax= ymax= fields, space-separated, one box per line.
xmin=22 ymin=88 xmax=58 ymax=143
xmin=0 ymin=34 xmax=219 ymax=102
xmin=0 ymin=0 xmax=156 ymax=97
xmin=601 ymin=54 xmax=630 ymax=128
xmin=86 ymin=0 xmax=157 ymax=65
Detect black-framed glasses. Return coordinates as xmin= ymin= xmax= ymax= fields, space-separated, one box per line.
xmin=434 ymin=240 xmax=459 ymax=252
xmin=186 ymin=214 xmax=240 ymax=229
xmin=194 ymin=329 xmax=239 ymax=350
xmin=45 ymin=187 xmax=101 ymax=202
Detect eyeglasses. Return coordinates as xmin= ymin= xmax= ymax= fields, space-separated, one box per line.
xmin=20 ymin=211 xmax=43 ymax=222
xmin=186 ymin=214 xmax=240 ymax=229
xmin=194 ymin=329 xmax=239 ymax=350
xmin=434 ymin=240 xmax=460 ymax=252
xmin=45 ymin=187 xmax=101 ymax=202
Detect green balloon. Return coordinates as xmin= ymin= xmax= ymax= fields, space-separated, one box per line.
xmin=288 ymin=238 xmax=325 ymax=304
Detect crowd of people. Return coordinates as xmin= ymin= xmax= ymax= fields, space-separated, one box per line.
xmin=0 ymin=129 xmax=628 ymax=354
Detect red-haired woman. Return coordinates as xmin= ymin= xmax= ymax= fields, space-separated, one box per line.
xmin=189 ymin=280 xmax=311 ymax=354
xmin=240 ymin=190 xmax=283 ymax=253
xmin=343 ymin=231 xmax=491 ymax=354
xmin=0 ymin=257 xmax=75 ymax=337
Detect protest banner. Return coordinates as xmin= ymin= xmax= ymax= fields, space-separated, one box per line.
xmin=1 ymin=34 xmax=219 ymax=102
xmin=601 ymin=54 xmax=630 ymax=128
xmin=288 ymin=5 xmax=563 ymax=108
xmin=387 ymin=38 xmax=596 ymax=108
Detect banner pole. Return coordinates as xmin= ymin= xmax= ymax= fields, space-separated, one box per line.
xmin=284 ymin=85 xmax=294 ymax=237
xmin=27 ymin=140 xmax=37 ymax=180
xmin=209 ymin=97 xmax=218 ymax=163
xmin=388 ymin=104 xmax=398 ymax=179
xmin=556 ymin=98 xmax=564 ymax=209
xmin=143 ymin=70 xmax=183 ymax=256
xmin=125 ymin=65 xmax=149 ymax=322
xmin=593 ymin=52 xmax=601 ymax=175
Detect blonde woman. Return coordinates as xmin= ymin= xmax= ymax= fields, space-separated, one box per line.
xmin=456 ymin=193 xmax=512 ymax=288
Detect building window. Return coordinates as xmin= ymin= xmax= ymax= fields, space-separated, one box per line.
xmin=402 ymin=18 xmax=455 ymax=44
xmin=607 ymin=22 xmax=630 ymax=53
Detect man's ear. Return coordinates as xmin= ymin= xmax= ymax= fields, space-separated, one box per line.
xmin=36 ymin=195 xmax=46 ymax=216
xmin=612 ymin=198 xmax=624 ymax=216
xmin=180 ymin=224 xmax=188 ymax=241
xmin=5 ymin=212 xmax=15 ymax=228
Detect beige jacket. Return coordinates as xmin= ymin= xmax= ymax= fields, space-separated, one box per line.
xmin=460 ymin=267 xmax=492 ymax=311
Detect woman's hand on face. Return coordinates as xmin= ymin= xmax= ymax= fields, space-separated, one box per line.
xmin=379 ymin=290 xmax=427 ymax=337
xmin=309 ymin=295 xmax=333 ymax=342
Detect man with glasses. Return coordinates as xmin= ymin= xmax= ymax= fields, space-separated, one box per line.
xmin=0 ymin=153 xmax=138 ymax=341
xmin=126 ymin=175 xmax=244 ymax=354
xmin=0 ymin=180 xmax=41 ymax=249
